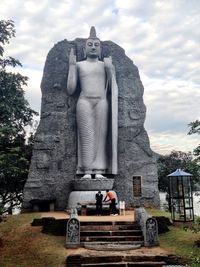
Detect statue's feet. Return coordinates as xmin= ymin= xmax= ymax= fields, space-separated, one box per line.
xmin=82 ymin=174 xmax=92 ymax=179
xmin=95 ymin=174 xmax=107 ymax=179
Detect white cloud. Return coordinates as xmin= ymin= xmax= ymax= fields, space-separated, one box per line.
xmin=1 ymin=0 xmax=199 ymax=155
xmin=21 ymin=68 xmax=42 ymax=113
xmin=148 ymin=130 xmax=199 ymax=155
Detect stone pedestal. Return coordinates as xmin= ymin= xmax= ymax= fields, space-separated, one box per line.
xmin=72 ymin=178 xmax=114 ymax=191
xmin=67 ymin=178 xmax=117 ymax=212
xmin=67 ymin=190 xmax=118 ymax=211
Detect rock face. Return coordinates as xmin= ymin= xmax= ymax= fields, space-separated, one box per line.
xmin=22 ymin=38 xmax=160 ymax=210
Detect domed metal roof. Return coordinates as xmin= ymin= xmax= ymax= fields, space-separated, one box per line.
xmin=167 ymin=168 xmax=193 ymax=177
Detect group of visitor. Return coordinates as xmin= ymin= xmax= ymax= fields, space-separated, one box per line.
xmin=95 ymin=190 xmax=118 ymax=216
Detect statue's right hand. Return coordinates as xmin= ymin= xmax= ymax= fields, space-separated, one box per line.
xmin=69 ymin=48 xmax=76 ymax=65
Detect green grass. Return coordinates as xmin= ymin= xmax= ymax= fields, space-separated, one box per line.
xmin=146 ymin=208 xmax=171 ymax=218
xmin=0 ymin=213 xmax=67 ymax=267
xmin=1 ymin=210 xmax=200 ymax=267
xmin=147 ymin=208 xmax=200 ymax=267
xmin=159 ymin=227 xmax=200 ymax=266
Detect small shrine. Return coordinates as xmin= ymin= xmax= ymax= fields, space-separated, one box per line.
xmin=167 ymin=169 xmax=194 ymax=222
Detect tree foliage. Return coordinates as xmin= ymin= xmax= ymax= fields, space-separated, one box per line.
xmin=188 ymin=120 xmax=200 ymax=135
xmin=0 ymin=20 xmax=38 ymax=214
xmin=157 ymin=150 xmax=200 ymax=192
xmin=188 ymin=119 xmax=200 ymax=161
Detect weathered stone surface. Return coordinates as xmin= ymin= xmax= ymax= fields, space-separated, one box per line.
xmin=66 ymin=209 xmax=80 ymax=247
xmin=22 ymin=37 xmax=160 ymax=210
xmin=145 ymin=217 xmax=159 ymax=247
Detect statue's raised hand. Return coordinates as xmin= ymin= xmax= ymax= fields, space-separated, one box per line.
xmin=69 ymin=48 xmax=76 ymax=65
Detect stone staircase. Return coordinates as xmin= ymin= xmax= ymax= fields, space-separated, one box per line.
xmin=80 ymin=221 xmax=144 ymax=249
xmin=66 ymin=220 xmax=182 ymax=266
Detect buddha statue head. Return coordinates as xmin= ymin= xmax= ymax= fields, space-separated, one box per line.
xmin=84 ymin=26 xmax=101 ymax=59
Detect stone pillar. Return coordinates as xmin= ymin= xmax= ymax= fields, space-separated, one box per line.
xmin=66 ymin=209 xmax=80 ymax=248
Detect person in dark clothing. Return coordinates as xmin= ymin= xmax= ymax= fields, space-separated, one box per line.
xmin=95 ymin=191 xmax=103 ymax=216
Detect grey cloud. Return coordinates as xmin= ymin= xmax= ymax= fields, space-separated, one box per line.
xmin=143 ymin=76 xmax=200 ymax=140
xmin=111 ymin=1 xmax=200 ymax=83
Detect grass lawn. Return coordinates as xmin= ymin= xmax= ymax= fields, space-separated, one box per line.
xmin=0 ymin=210 xmax=200 ymax=267
xmin=0 ymin=213 xmax=67 ymax=267
xmin=147 ymin=208 xmax=200 ymax=267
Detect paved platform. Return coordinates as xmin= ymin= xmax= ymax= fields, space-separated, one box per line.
xmin=41 ymin=210 xmax=135 ymax=221
xmin=40 ymin=211 xmax=174 ymax=262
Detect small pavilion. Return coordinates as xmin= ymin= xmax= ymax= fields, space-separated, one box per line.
xmin=167 ymin=169 xmax=194 ymax=222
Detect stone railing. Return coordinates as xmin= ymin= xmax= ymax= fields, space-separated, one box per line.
xmin=135 ymin=207 xmax=159 ymax=247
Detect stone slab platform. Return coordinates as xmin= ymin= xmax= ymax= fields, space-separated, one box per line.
xmin=40 ymin=210 xmax=135 ymax=222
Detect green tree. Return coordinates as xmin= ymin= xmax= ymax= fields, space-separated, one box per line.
xmin=157 ymin=150 xmax=200 ymax=192
xmin=0 ymin=20 xmax=38 ymax=214
xmin=188 ymin=119 xmax=200 ymax=161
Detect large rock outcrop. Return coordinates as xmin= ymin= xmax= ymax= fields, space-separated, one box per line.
xmin=22 ymin=38 xmax=160 ymax=210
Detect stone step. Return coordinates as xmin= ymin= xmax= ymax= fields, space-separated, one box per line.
xmin=81 ymin=262 xmax=166 ymax=267
xmin=80 ymin=220 xmax=143 ymax=244
xmin=82 ymin=241 xmax=143 ymax=250
xmin=81 ymin=255 xmax=164 ymax=263
xmin=67 ymin=255 xmax=168 ymax=266
xmin=67 ymin=254 xmax=181 ymax=266
xmin=82 ymin=241 xmax=144 ymax=245
xmin=80 ymin=221 xmax=136 ymax=226
xmin=80 ymin=222 xmax=140 ymax=231
xmin=80 ymin=225 xmax=140 ymax=231
xmin=80 ymin=235 xmax=143 ymax=242
xmin=80 ymin=230 xmax=143 ymax=236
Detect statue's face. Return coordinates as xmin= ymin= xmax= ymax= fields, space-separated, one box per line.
xmin=85 ymin=38 xmax=101 ymax=58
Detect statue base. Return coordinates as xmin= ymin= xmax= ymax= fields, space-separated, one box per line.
xmin=67 ymin=178 xmax=118 ymax=213
xmin=72 ymin=178 xmax=114 ymax=191
xmin=67 ymin=190 xmax=119 ymax=212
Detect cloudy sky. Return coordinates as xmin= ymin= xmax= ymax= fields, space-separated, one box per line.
xmin=1 ymin=0 xmax=199 ymax=155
